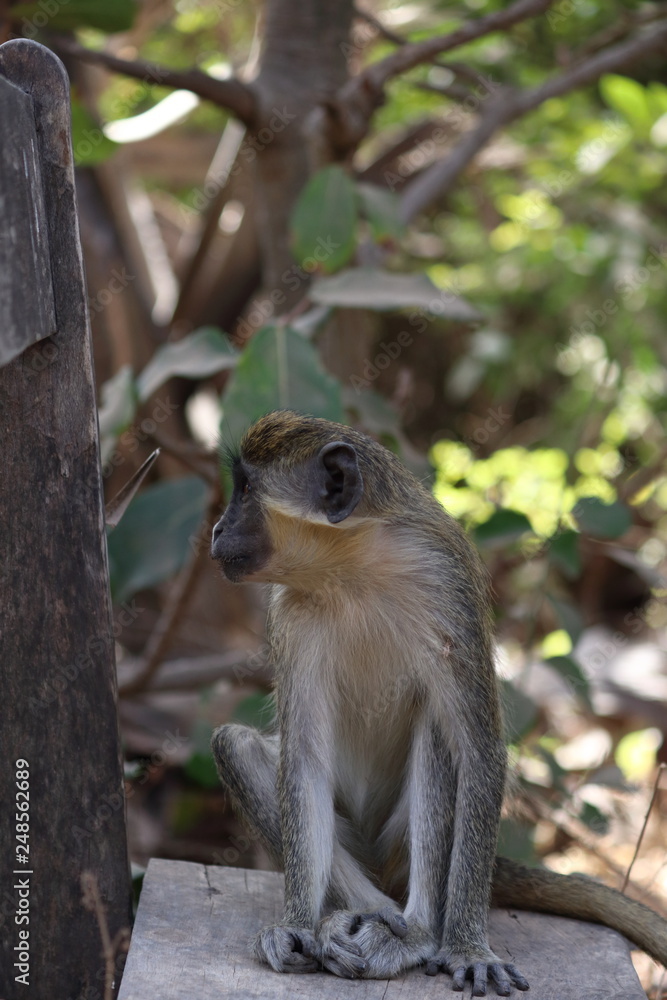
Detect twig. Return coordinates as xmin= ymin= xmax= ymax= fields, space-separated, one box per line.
xmin=400 ymin=23 xmax=667 ymax=222
xmin=353 ymin=5 xmax=406 ymax=46
xmin=149 ymin=429 xmax=219 ymax=486
xmin=575 ymin=6 xmax=667 ymax=60
xmin=618 ymin=444 xmax=667 ymax=503
xmin=53 ymin=38 xmax=257 ymax=125
xmin=622 ymin=764 xmax=666 ymax=894
xmin=119 ymin=488 xmax=222 ymax=697
xmin=525 ymin=794 xmax=667 ymax=917
xmin=81 ymin=872 xmax=130 ymax=1000
xmin=343 ymin=0 xmax=553 ymax=100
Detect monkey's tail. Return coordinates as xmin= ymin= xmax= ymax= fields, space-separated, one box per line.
xmin=492 ymin=855 xmax=667 ymax=967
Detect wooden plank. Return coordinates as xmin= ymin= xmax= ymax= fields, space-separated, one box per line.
xmin=119 ymin=859 xmax=647 ymax=1000
xmin=0 ymin=40 xmax=131 ymax=1000
xmin=0 ymin=74 xmax=56 ymax=365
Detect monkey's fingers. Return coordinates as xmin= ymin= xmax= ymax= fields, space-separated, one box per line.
xmin=320 ymin=939 xmax=367 ymax=980
xmin=316 ymin=911 xmax=368 ymax=978
xmin=357 ymin=906 xmax=409 ymax=938
xmin=254 ymin=925 xmax=320 ymax=974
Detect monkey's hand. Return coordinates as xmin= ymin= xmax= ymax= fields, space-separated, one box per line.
xmin=317 ymin=908 xmax=436 ymax=979
xmin=425 ymin=945 xmax=530 ymax=996
xmin=254 ymin=924 xmax=321 ymax=974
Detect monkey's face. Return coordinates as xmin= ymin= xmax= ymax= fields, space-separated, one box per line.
xmin=211 ymin=436 xmax=364 ymax=585
xmin=211 ymin=463 xmax=273 ymax=582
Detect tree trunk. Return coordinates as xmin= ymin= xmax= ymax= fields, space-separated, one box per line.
xmin=251 ymin=0 xmax=355 ymax=301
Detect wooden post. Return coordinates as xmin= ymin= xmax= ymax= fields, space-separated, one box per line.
xmin=0 ymin=40 xmax=132 ymax=1000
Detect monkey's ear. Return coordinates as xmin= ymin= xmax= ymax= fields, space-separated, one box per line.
xmin=316 ymin=442 xmax=363 ymax=523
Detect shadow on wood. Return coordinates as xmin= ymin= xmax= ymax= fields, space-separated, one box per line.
xmin=119 ymin=859 xmax=647 ymax=1000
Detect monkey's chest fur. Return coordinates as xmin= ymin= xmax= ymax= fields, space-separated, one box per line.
xmin=269 ymin=570 xmax=454 ymax=853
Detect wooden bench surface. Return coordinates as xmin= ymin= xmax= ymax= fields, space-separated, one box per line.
xmin=118 ymin=858 xmax=646 ymax=999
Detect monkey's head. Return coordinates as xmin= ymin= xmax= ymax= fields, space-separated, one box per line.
xmin=211 ymin=412 xmax=375 ymax=584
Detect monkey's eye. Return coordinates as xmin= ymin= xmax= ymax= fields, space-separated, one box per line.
xmin=242 ymin=481 xmax=252 ymax=498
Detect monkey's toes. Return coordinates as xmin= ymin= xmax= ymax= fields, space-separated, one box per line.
xmin=425 ymin=951 xmax=529 ymax=996
xmin=254 ymin=924 xmax=319 ymax=974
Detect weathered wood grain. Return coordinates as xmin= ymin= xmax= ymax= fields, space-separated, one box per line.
xmin=0 ymin=74 xmax=56 ymax=364
xmin=0 ymin=40 xmax=131 ymax=1000
xmin=118 ymin=859 xmax=647 ymax=1000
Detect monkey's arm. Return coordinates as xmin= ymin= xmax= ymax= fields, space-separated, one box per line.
xmin=212 ymin=722 xmax=405 ymax=977
xmin=424 ymin=726 xmax=529 ymax=996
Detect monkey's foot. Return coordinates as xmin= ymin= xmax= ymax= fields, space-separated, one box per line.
xmin=317 ymin=909 xmax=436 ymax=979
xmin=254 ymin=924 xmax=320 ymax=974
xmin=425 ymin=946 xmax=530 ymax=996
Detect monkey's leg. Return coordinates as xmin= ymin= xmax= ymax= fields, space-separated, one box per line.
xmin=425 ymin=702 xmax=530 ymax=996
xmin=212 ymin=723 xmax=319 ymax=972
xmin=212 ymin=724 xmax=400 ymax=977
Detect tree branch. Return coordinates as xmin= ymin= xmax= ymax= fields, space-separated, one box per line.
xmin=353 ymin=5 xmax=406 ymax=46
xmin=54 ymin=39 xmax=257 ymax=125
xmin=400 ymin=23 xmax=667 ymax=224
xmin=345 ymin=0 xmax=554 ymax=100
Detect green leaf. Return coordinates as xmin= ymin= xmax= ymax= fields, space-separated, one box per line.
xmin=12 ymin=0 xmax=137 ymax=32
xmin=497 ymin=818 xmax=538 ymax=866
xmin=600 ymin=75 xmax=654 ymax=136
xmin=578 ymin=801 xmax=609 ymax=836
xmin=356 ymin=183 xmax=404 ymax=244
xmin=107 ymin=476 xmax=208 ymax=602
xmin=184 ymin=752 xmax=219 ymax=788
xmin=572 ymin=496 xmax=632 ymax=539
xmin=311 ymin=268 xmax=481 ymax=321
xmin=232 ymin=693 xmax=276 ymax=730
xmin=544 ymin=655 xmax=592 ymax=709
xmin=343 ymin=385 xmax=431 ymax=481
xmin=474 ymin=509 xmax=533 ymax=547
xmin=98 ymin=365 xmax=137 ymax=464
xmin=219 ymin=325 xmax=344 ymax=447
xmin=291 ymin=165 xmax=358 ymax=274
xmin=137 ymin=327 xmax=237 ymax=402
xmin=547 ymin=595 xmax=584 ymax=644
xmin=500 ymin=680 xmax=538 ymax=742
xmin=184 ymin=721 xmax=220 ymax=789
xmin=70 ymin=100 xmax=118 ymax=166
xmin=534 ymin=745 xmax=568 ymax=794
xmin=548 ymin=529 xmax=581 ymax=578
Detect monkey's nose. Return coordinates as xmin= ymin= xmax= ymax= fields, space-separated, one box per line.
xmin=212 ymin=520 xmax=224 ymax=544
